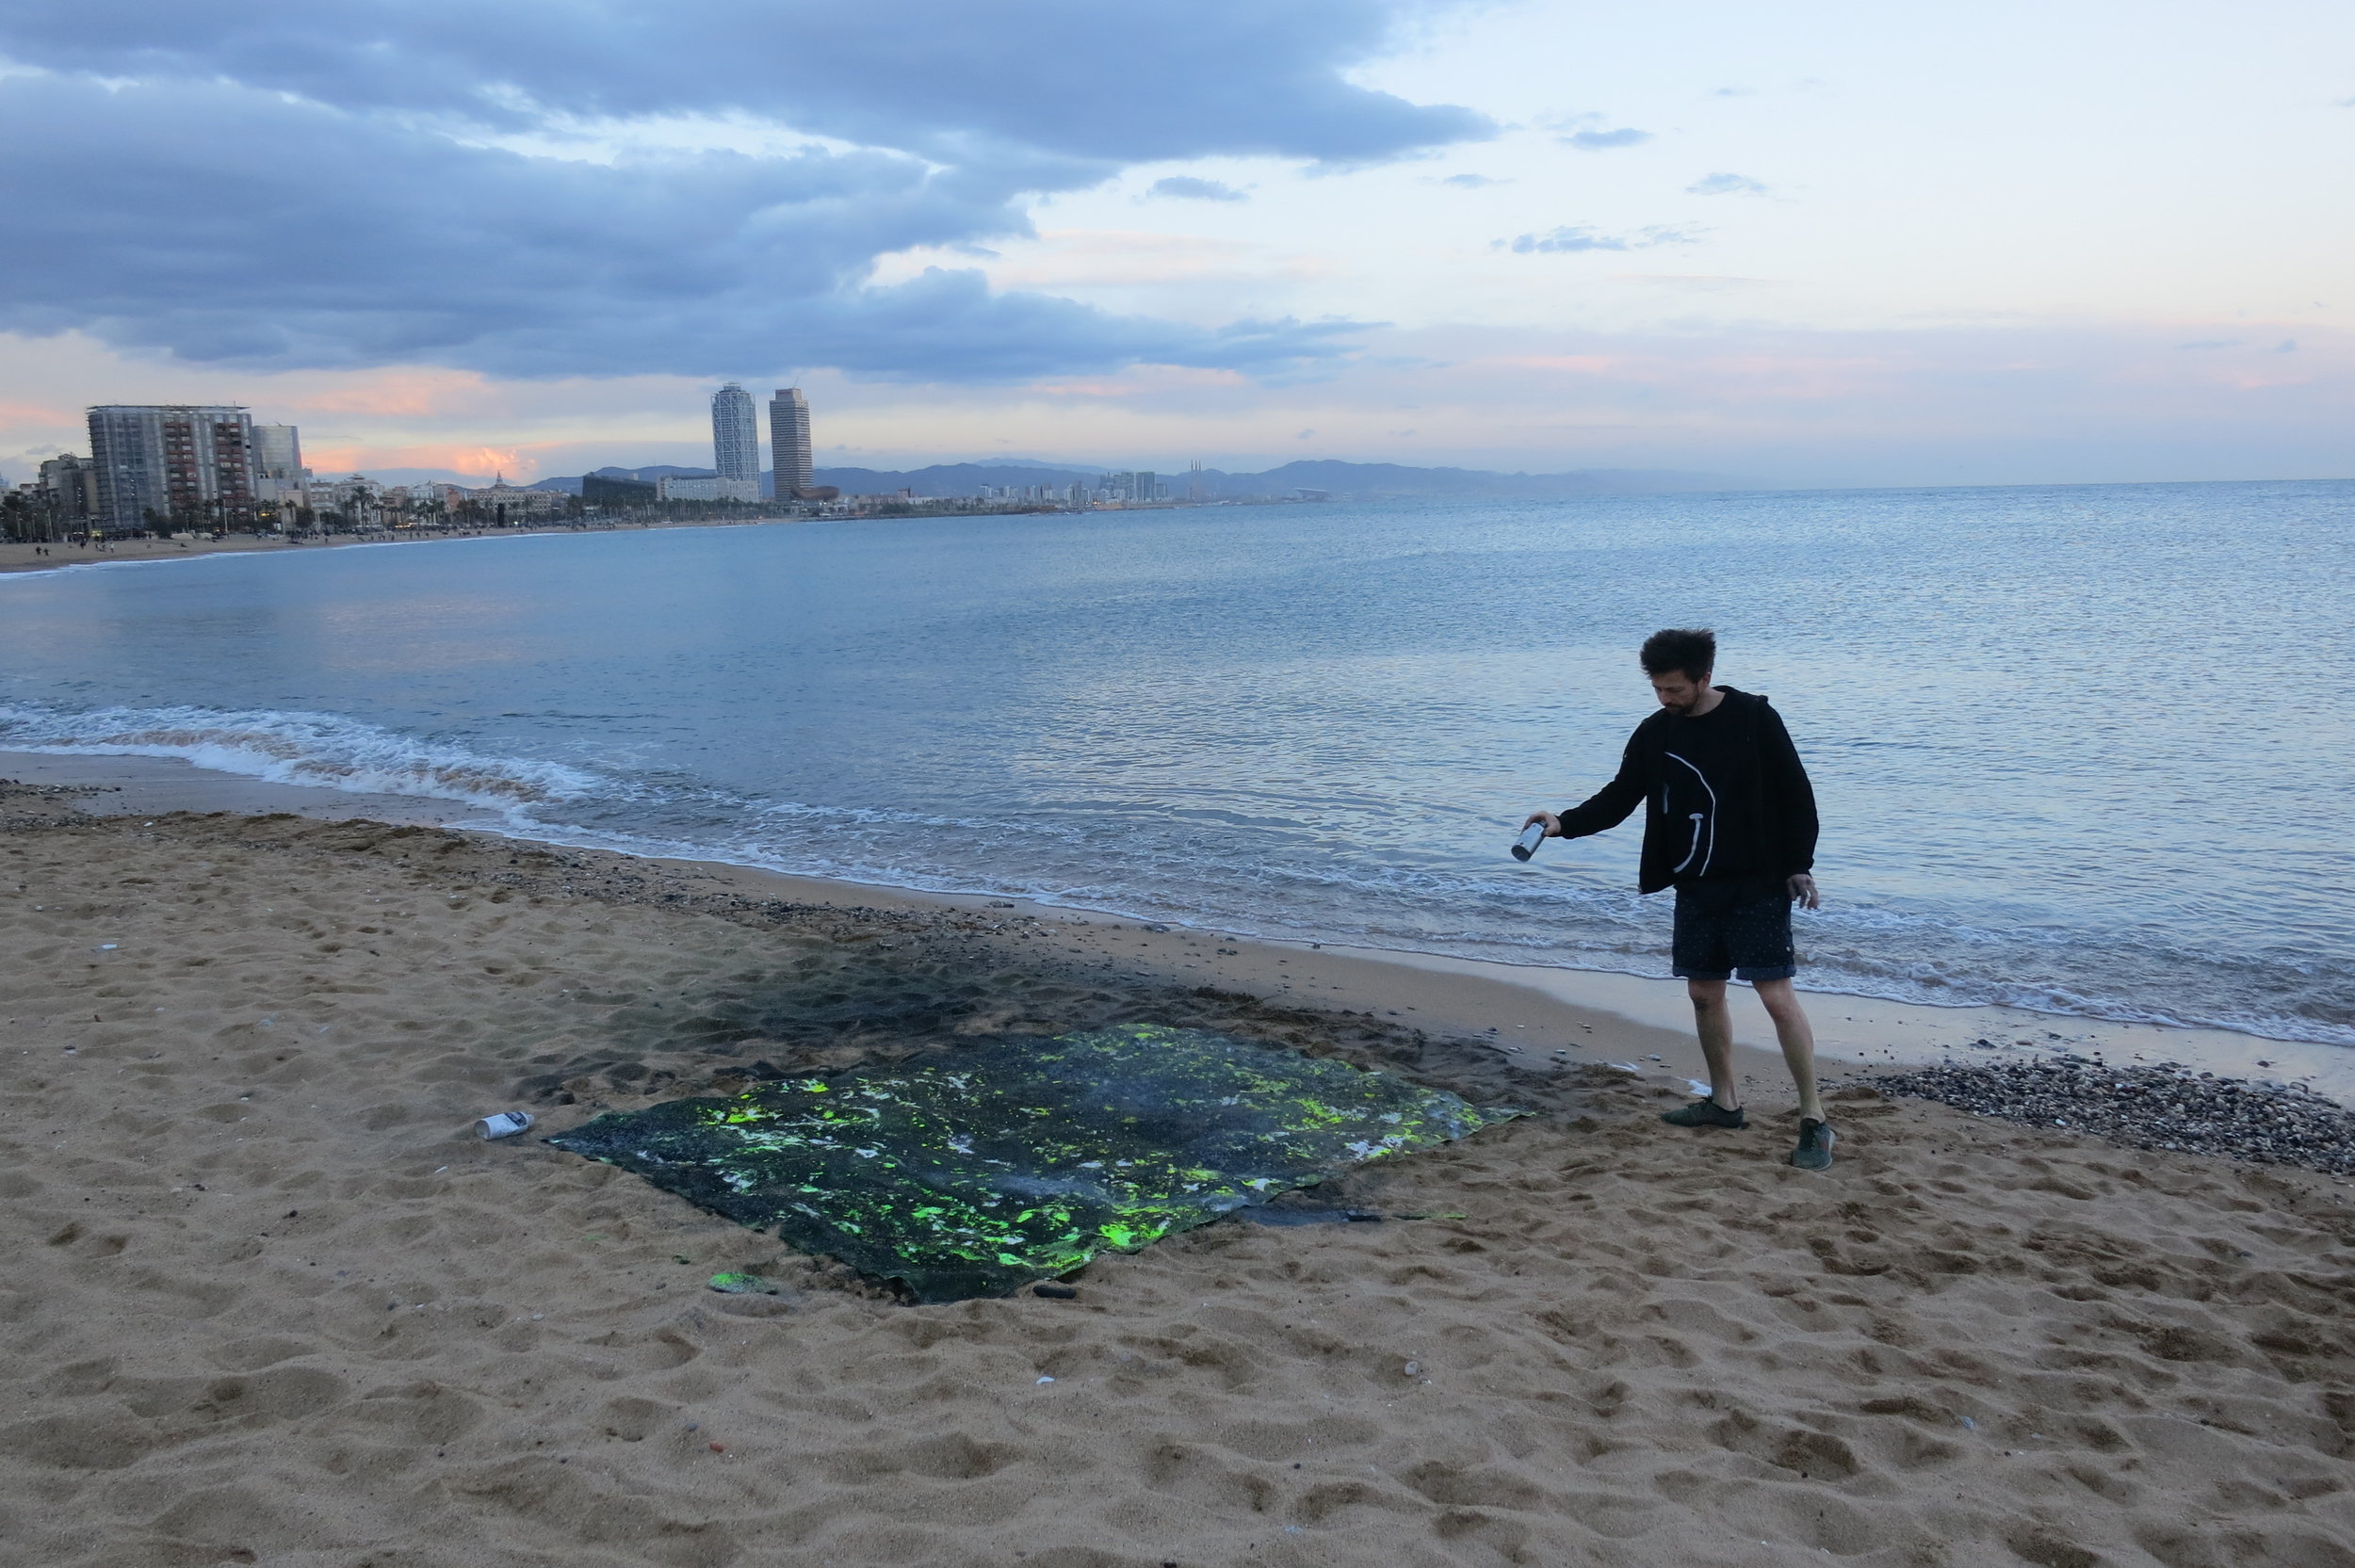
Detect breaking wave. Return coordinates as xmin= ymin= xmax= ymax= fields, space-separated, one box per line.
xmin=0 ymin=702 xmax=607 ymax=813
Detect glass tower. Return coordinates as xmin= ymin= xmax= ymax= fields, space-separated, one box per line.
xmin=711 ymin=383 xmax=759 ymax=485
xmin=768 ymin=387 xmax=813 ymax=498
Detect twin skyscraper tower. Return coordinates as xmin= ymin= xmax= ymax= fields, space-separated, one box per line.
xmin=710 ymin=383 xmax=813 ymax=501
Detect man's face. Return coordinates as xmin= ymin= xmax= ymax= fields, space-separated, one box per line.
xmin=1649 ymin=669 xmax=1712 ymax=715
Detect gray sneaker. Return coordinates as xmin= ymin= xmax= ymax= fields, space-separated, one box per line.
xmin=1790 ymin=1118 xmax=1838 ymax=1171
xmin=1661 ymin=1097 xmax=1746 ymax=1129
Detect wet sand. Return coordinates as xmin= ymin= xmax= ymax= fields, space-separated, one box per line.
xmin=4 ymin=777 xmax=2352 ymax=1566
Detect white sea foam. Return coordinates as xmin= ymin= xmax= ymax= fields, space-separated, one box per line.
xmin=0 ymin=703 xmax=607 ymax=813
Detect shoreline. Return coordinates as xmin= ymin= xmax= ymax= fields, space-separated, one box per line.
xmin=8 ymin=759 xmax=2353 ymax=1565
xmin=0 ymin=514 xmax=793 ymax=577
xmin=10 ymin=746 xmax=2348 ymax=1105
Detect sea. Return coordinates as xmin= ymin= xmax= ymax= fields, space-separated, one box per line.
xmin=4 ymin=480 xmax=2350 ymax=1047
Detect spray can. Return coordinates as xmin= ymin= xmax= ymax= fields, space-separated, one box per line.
xmin=476 ymin=1111 xmax=535 ymax=1140
xmin=1511 ymin=821 xmax=1548 ymax=862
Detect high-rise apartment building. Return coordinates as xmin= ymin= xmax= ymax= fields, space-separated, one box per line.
xmin=251 ymin=424 xmax=307 ymax=512
xmin=86 ymin=404 xmax=259 ymax=534
xmin=711 ymin=384 xmax=760 ymax=498
xmin=768 ymin=387 xmax=813 ymax=498
xmin=36 ymin=454 xmax=100 ymax=525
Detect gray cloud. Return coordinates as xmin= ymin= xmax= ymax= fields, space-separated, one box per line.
xmin=1148 ymin=176 xmax=1248 ymax=202
xmin=0 ymin=0 xmax=1490 ymax=380
xmin=0 ymin=0 xmax=1490 ymax=165
xmin=1686 ymin=171 xmax=1766 ymax=196
xmin=1562 ymin=127 xmax=1650 ymax=150
xmin=1439 ymin=172 xmax=1507 ymax=187
xmin=0 ymin=75 xmax=1356 ymax=380
xmin=1498 ymin=224 xmax=1701 ymax=254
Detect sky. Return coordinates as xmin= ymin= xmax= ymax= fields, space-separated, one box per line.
xmin=2 ymin=0 xmax=2349 ymax=488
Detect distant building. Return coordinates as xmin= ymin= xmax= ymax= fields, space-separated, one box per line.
xmin=1096 ymin=470 xmax=1163 ymax=504
xmin=666 ymin=473 xmax=759 ymax=502
xmin=583 ymin=472 xmax=658 ymax=508
xmin=711 ymin=384 xmax=760 ymax=490
xmin=308 ymin=475 xmax=379 ymax=526
xmin=36 ymin=454 xmax=99 ymax=524
xmin=456 ymin=479 xmax=568 ymax=523
xmin=769 ymin=387 xmax=813 ymax=498
xmin=251 ymin=425 xmax=307 ymax=512
xmin=86 ymin=404 xmax=259 ymax=534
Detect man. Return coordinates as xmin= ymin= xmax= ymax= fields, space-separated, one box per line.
xmin=1523 ymin=628 xmax=1835 ymax=1170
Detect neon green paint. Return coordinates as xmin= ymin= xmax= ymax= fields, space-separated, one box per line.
xmin=551 ymin=1024 xmax=1517 ymax=1302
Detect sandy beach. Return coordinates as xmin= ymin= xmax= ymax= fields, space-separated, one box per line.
xmin=0 ymin=518 xmax=788 ymax=578
xmin=4 ymin=774 xmax=2352 ymax=1567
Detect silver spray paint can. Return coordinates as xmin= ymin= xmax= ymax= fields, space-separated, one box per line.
xmin=476 ymin=1110 xmax=535 ymax=1140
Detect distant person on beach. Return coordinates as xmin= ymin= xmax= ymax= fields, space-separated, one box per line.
xmin=1523 ymin=628 xmax=1834 ymax=1169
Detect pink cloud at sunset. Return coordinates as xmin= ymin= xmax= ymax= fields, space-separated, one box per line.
xmin=301 ymin=445 xmax=538 ymax=480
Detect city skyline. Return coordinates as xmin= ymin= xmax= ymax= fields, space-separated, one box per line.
xmin=1 ymin=2 xmax=2349 ymax=490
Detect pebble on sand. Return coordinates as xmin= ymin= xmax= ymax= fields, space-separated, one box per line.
xmin=1872 ymin=1058 xmax=2355 ymax=1176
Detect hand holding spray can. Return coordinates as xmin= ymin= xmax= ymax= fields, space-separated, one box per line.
xmin=1510 ymin=820 xmax=1549 ymax=862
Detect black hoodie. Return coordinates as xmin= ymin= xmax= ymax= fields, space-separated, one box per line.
xmin=1553 ymin=687 xmax=1818 ymax=895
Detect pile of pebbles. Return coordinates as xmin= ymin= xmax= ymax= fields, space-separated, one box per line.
xmin=1871 ymin=1058 xmax=2355 ymax=1177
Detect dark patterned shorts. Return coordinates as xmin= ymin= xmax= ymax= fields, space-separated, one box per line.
xmin=1672 ymin=874 xmax=1796 ymax=983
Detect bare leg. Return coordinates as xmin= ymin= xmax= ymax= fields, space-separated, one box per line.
xmin=1754 ymin=978 xmax=1825 ymax=1123
xmin=1685 ymin=978 xmax=1739 ymax=1109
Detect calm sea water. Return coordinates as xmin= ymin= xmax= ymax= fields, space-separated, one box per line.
xmin=4 ymin=482 xmax=2350 ymax=1044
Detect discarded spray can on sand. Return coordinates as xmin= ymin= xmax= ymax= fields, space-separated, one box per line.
xmin=1510 ymin=821 xmax=1548 ymax=862
xmin=476 ymin=1110 xmax=535 ymax=1140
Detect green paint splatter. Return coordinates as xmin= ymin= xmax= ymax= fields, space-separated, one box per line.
xmin=550 ymin=1025 xmax=1519 ymax=1302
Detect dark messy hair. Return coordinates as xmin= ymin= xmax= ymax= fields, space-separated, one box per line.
xmin=1639 ymin=627 xmax=1716 ymax=682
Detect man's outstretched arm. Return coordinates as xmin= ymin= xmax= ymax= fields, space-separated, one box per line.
xmin=1526 ymin=738 xmax=1647 ymax=841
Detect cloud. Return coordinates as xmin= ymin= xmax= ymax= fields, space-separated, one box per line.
xmin=1147 ymin=176 xmax=1247 ymax=202
xmin=0 ymin=76 xmax=1363 ymax=380
xmin=1439 ymin=172 xmax=1507 ymax=187
xmin=0 ymin=1 xmax=1491 ymax=380
xmin=1562 ymin=127 xmax=1651 ymax=150
xmin=1686 ymin=171 xmax=1767 ymax=196
xmin=0 ymin=0 xmax=1492 ymax=165
xmin=1498 ymin=224 xmax=1702 ymax=254
xmin=981 ymin=231 xmax=1331 ymax=292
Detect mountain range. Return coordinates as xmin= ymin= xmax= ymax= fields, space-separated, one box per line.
xmin=522 ymin=461 xmax=1743 ymax=499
